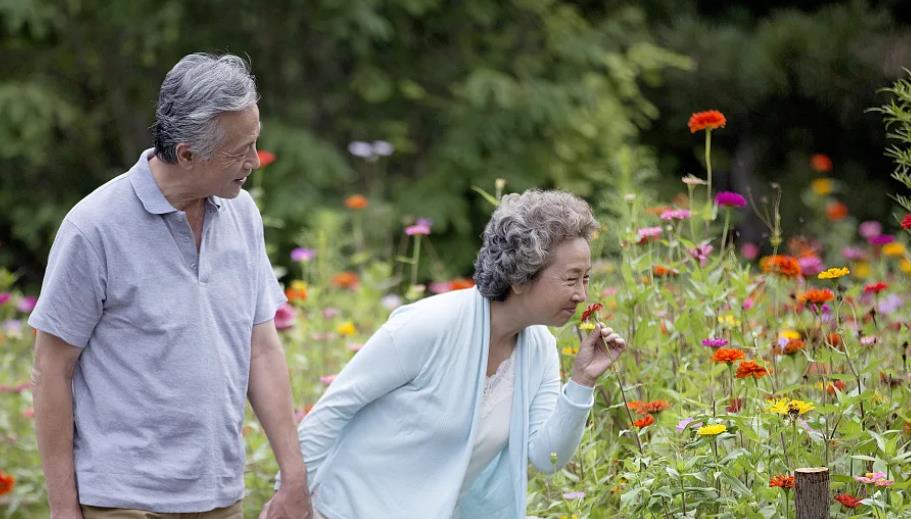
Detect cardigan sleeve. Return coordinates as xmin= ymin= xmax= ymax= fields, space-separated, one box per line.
xmin=289 ymin=322 xmax=425 ymax=488
xmin=526 ymin=334 xmax=594 ymax=473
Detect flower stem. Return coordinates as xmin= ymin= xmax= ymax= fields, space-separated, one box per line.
xmin=705 ymin=129 xmax=713 ymax=222
xmin=410 ymin=235 xmax=422 ymax=287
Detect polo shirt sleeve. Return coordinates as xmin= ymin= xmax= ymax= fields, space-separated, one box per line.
xmin=28 ymin=219 xmax=106 ymax=348
xmin=252 ymin=226 xmax=286 ymax=325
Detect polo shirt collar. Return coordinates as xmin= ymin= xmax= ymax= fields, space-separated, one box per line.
xmin=129 ymin=148 xmax=224 ymax=215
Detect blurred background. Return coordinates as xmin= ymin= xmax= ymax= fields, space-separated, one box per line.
xmin=2 ymin=0 xmax=910 ymax=288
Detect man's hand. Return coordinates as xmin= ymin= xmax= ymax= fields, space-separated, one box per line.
xmin=257 ymin=481 xmax=313 ymax=519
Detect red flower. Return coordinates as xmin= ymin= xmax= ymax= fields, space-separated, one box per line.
xmin=825 ymin=380 xmax=847 ymax=394
xmin=712 ymin=348 xmax=745 ymax=364
xmin=581 ymin=303 xmax=603 ymax=322
xmin=735 ymin=360 xmax=769 ymax=379
xmin=826 ymin=201 xmax=848 ymax=221
xmin=652 ymin=265 xmax=679 ymax=277
xmin=257 ymin=150 xmax=276 ymax=168
xmin=864 ymin=282 xmax=888 ymax=295
xmin=834 ymin=493 xmax=862 ymax=508
xmin=0 ymin=470 xmax=13 ymax=495
xmin=688 ymin=110 xmax=727 ymax=133
xmin=781 ymin=339 xmax=805 ymax=355
xmin=810 ymin=153 xmax=833 ymax=173
xmin=769 ymin=474 xmax=795 ymax=489
xmin=726 ymin=397 xmax=744 ymax=413
xmin=902 ymin=214 xmax=911 ymax=230
xmin=344 ymin=194 xmax=369 ymax=210
xmin=759 ymin=255 xmax=801 ymax=278
xmin=633 ymin=414 xmax=655 ymax=428
xmin=450 ymin=278 xmax=475 ymax=290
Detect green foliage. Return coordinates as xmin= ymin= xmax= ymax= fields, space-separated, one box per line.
xmin=873 ymin=69 xmax=911 ymax=218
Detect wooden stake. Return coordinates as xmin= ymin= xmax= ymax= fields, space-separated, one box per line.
xmin=795 ymin=467 xmax=830 ymax=519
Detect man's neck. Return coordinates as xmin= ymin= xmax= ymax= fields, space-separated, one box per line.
xmin=148 ymin=155 xmax=206 ymax=214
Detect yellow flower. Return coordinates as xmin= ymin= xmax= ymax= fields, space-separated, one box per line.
xmin=818 ymin=267 xmax=850 ymax=280
xmin=768 ymin=399 xmax=814 ymax=416
xmin=578 ymin=322 xmax=596 ymax=332
xmin=779 ymin=329 xmax=801 ymax=340
xmin=697 ymin=424 xmax=727 ymax=436
xmin=852 ymin=261 xmax=871 ymax=280
xmin=717 ymin=314 xmax=741 ymax=328
xmin=336 ymin=321 xmax=356 ymax=337
xmin=900 ymin=259 xmax=911 ymax=274
xmin=810 ymin=178 xmax=833 ymax=196
xmin=562 ymin=346 xmax=579 ymax=356
xmin=882 ymin=243 xmax=906 ymax=257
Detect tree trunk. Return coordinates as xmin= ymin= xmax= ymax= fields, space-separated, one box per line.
xmin=795 ymin=467 xmax=830 ymax=519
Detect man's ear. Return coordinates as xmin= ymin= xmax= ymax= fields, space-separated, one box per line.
xmin=174 ymin=143 xmax=194 ymax=170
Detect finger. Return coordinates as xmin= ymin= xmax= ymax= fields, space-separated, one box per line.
xmin=258 ymin=500 xmax=271 ymax=519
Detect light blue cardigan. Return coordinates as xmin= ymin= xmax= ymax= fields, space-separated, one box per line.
xmin=295 ymin=287 xmax=594 ymax=519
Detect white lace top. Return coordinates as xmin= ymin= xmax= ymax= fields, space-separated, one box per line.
xmin=458 ymin=350 xmax=516 ymax=496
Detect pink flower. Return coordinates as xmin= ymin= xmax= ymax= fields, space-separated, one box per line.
xmin=742 ymin=297 xmax=754 ymax=310
xmin=660 ymin=209 xmax=691 ymax=221
xmin=689 ymin=242 xmax=714 ymax=267
xmin=637 ymin=226 xmax=663 ymax=244
xmin=842 ymin=246 xmax=867 ymax=261
xmin=740 ymin=242 xmax=759 ymax=261
xmin=320 ymin=374 xmax=337 ymax=385
xmin=702 ymin=338 xmax=728 ymax=348
xmin=798 ymin=256 xmax=824 ymax=277
xmin=855 ymin=472 xmax=888 ymax=484
xmin=875 ymin=479 xmax=895 ymax=487
xmin=290 ymin=247 xmax=316 ymax=262
xmin=858 ymin=221 xmax=882 ymax=240
xmin=869 ymin=234 xmax=895 ymax=246
xmin=675 ymin=417 xmax=702 ymax=431
xmin=405 ymin=220 xmax=432 ymax=236
xmin=429 ymin=281 xmax=452 ymax=294
xmin=322 ymin=307 xmax=340 ymax=319
xmin=0 ymin=293 xmax=10 ymax=305
xmin=17 ymin=296 xmax=36 ymax=313
xmin=715 ymin=191 xmax=747 ymax=208
xmin=274 ymin=303 xmax=297 ymax=330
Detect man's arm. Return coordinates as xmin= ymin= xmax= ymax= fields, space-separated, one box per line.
xmin=32 ymin=331 xmax=84 ymax=519
xmin=248 ymin=320 xmax=312 ymax=518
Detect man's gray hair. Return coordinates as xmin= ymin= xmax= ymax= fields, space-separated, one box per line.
xmin=153 ymin=53 xmax=259 ymax=163
xmin=473 ymin=190 xmax=598 ymax=301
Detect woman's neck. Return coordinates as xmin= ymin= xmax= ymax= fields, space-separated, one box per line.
xmin=488 ymin=298 xmax=528 ymax=351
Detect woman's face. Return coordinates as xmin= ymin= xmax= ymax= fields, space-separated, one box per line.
xmin=516 ymin=237 xmax=591 ymax=326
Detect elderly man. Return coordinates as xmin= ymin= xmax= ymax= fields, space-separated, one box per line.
xmin=29 ymin=53 xmax=312 ymax=518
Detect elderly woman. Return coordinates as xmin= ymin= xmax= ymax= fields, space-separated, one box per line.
xmin=274 ymin=190 xmax=625 ymax=519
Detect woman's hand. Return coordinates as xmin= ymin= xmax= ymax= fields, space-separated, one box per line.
xmin=570 ymin=323 xmax=626 ymax=387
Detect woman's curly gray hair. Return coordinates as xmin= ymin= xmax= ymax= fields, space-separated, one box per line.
xmin=473 ymin=190 xmax=598 ymax=301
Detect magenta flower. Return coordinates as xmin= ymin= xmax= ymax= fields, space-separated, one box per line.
xmin=636 ymin=226 xmax=663 ymax=243
xmin=274 ymin=303 xmax=297 ymax=330
xmin=858 ymin=220 xmax=882 ymax=240
xmin=17 ymin=296 xmax=36 ymax=313
xmin=702 ymin=337 xmax=728 ymax=348
xmin=798 ymin=255 xmax=824 ymax=277
xmin=689 ymin=242 xmax=714 ymax=267
xmin=290 ymin=247 xmax=315 ymax=262
xmin=742 ymin=297 xmax=754 ymax=310
xmin=740 ymin=242 xmax=760 ymax=260
xmin=405 ymin=218 xmax=432 ymax=236
xmin=660 ymin=209 xmax=691 ymax=221
xmin=870 ymin=234 xmax=895 ymax=246
xmin=715 ymin=191 xmax=747 ymax=208
xmin=0 ymin=293 xmax=10 ymax=305
xmin=841 ymin=246 xmax=867 ymax=261
xmin=320 ymin=374 xmax=337 ymax=385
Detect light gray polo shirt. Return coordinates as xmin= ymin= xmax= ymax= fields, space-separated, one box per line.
xmin=29 ymin=149 xmax=286 ymax=512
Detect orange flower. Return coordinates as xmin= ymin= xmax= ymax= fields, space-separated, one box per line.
xmin=770 ymin=474 xmax=795 ymax=490
xmin=627 ymin=401 xmax=645 ymax=413
xmin=285 ymin=280 xmax=308 ymax=303
xmin=825 ymin=380 xmax=846 ymax=394
xmin=330 ymin=271 xmax=360 ymax=290
xmin=826 ymin=201 xmax=848 ymax=221
xmin=810 ymin=153 xmax=833 ymax=173
xmin=344 ymin=194 xmax=369 ymax=210
xmin=0 ymin=470 xmax=13 ymax=495
xmin=781 ymin=339 xmax=805 ymax=355
xmin=827 ymin=332 xmax=841 ymax=347
xmin=450 ymin=278 xmax=475 ymax=290
xmin=257 ymin=150 xmax=276 ymax=168
xmin=652 ymin=265 xmax=679 ymax=277
xmin=633 ymin=414 xmax=655 ymax=428
xmin=800 ymin=288 xmax=834 ymax=305
xmin=759 ymin=255 xmax=801 ymax=278
xmin=712 ymin=348 xmax=745 ymax=364
xmin=688 ymin=110 xmax=727 ymax=133
xmin=642 ymin=400 xmax=671 ymax=413
xmin=735 ymin=360 xmax=769 ymax=379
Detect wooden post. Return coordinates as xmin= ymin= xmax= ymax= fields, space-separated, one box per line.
xmin=795 ymin=467 xmax=830 ymax=519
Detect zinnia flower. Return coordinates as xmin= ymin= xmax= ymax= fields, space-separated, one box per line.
xmin=818 ymin=267 xmax=850 ymax=280
xmin=652 ymin=265 xmax=678 ymax=277
xmin=740 ymin=242 xmax=760 ymax=260
xmin=0 ymin=470 xmax=14 ymax=495
xmin=285 ymin=280 xmax=308 ymax=303
xmin=330 ymin=271 xmax=360 ymax=289
xmin=769 ymin=474 xmax=795 ymax=490
xmin=768 ymin=398 xmax=814 ymax=417
xmin=902 ymin=214 xmax=911 ymax=230
xmin=826 ymin=201 xmax=848 ymax=221
xmin=344 ymin=194 xmax=368 ymax=209
xmin=810 ymin=178 xmax=833 ymax=196
xmin=636 ymin=226 xmax=662 ymax=244
xmin=810 ymin=153 xmax=833 ymax=173
xmin=17 ymin=296 xmax=36 ymax=313
xmin=760 ymin=255 xmax=801 ymax=278
xmin=800 ymin=288 xmax=834 ymax=305
xmin=641 ymin=400 xmax=671 ymax=414
xmin=712 ymin=348 xmax=745 ymax=364
xmin=273 ymin=303 xmax=297 ymax=330
xmin=735 ymin=360 xmax=769 ymax=379
xmin=696 ymin=423 xmax=727 ymax=436
xmin=825 ymin=380 xmax=846 ymax=394
xmin=633 ymin=415 xmax=655 ymax=428
xmin=405 ymin=222 xmax=431 ymax=236
xmin=882 ymin=242 xmax=906 ymax=256
xmin=797 ymin=255 xmax=824 ymax=277
xmin=834 ymin=494 xmax=862 ymax=508
xmin=580 ymin=303 xmax=603 ymax=322
xmin=858 ymin=221 xmax=882 ymax=240
xmin=869 ymin=234 xmax=895 ymax=246
xmin=854 ymin=472 xmax=887 ymax=484
xmin=714 ymin=191 xmax=747 ymax=208
xmin=702 ymin=337 xmax=728 ymax=348
xmin=0 ymin=293 xmax=9 ymax=305
xmin=660 ymin=208 xmax=691 ymax=221
xmin=290 ymin=247 xmax=315 ymax=262
xmin=862 ymin=282 xmax=887 ymax=295
xmin=336 ymin=321 xmax=356 ymax=337
xmin=688 ymin=110 xmax=727 ymax=133
xmin=689 ymin=242 xmax=714 ymax=267
xmin=257 ymin=150 xmax=276 ymax=168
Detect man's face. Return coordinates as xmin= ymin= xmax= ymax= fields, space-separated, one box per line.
xmin=192 ymin=104 xmax=261 ymax=199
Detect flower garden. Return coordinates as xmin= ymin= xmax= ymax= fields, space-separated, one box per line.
xmin=3 ymin=77 xmax=911 ymax=519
